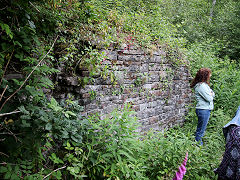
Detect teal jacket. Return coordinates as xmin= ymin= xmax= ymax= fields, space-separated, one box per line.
xmin=194 ymin=82 xmax=215 ymax=110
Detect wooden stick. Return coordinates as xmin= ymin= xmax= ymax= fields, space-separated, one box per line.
xmin=43 ymin=166 xmax=66 ymax=180
xmin=29 ymin=1 xmax=40 ymax=12
xmin=0 ymin=152 xmax=9 ymax=158
xmin=0 ymin=110 xmax=20 ymax=117
xmin=0 ymin=85 xmax=8 ymax=102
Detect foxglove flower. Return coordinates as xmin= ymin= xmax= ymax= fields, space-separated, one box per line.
xmin=173 ymin=152 xmax=188 ymax=180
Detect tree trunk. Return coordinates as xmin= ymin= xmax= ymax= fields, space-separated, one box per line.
xmin=209 ymin=0 xmax=217 ymax=23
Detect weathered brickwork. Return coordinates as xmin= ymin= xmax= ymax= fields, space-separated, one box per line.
xmin=53 ymin=46 xmax=192 ymax=132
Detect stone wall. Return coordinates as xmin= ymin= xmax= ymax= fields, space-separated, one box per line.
xmin=53 ymin=46 xmax=193 ymax=132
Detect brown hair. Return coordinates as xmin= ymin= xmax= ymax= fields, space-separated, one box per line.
xmin=190 ymin=68 xmax=212 ymax=88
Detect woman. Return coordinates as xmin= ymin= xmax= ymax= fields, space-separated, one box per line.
xmin=190 ymin=68 xmax=215 ymax=145
xmin=215 ymin=106 xmax=240 ymax=180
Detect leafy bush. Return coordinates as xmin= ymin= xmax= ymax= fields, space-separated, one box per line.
xmin=0 ymin=95 xmax=87 ymax=179
xmin=62 ymin=104 xmax=146 ymax=179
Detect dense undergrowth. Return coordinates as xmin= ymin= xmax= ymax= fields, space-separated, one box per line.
xmin=0 ymin=104 xmax=231 ymax=179
xmin=1 ymin=0 xmax=240 ymax=179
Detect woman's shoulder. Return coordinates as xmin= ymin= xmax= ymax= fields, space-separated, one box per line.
xmin=195 ymin=82 xmax=209 ymax=90
xmin=195 ymin=82 xmax=208 ymax=87
xmin=199 ymin=82 xmax=209 ymax=87
xmin=202 ymin=82 xmax=209 ymax=87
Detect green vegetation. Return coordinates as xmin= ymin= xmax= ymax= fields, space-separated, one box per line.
xmin=1 ymin=0 xmax=240 ymax=179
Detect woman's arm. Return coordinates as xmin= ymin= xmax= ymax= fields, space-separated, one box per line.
xmin=197 ymin=83 xmax=214 ymax=102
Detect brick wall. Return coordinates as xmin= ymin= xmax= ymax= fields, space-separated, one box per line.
xmin=53 ymin=46 xmax=193 ymax=132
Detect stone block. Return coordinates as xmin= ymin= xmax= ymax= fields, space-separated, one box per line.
xmin=148 ymin=101 xmax=158 ymax=108
xmin=148 ymin=73 xmax=160 ymax=82
xmin=143 ymin=84 xmax=152 ymax=90
xmin=140 ymin=64 xmax=148 ymax=72
xmin=131 ymin=105 xmax=140 ymax=111
xmin=149 ymin=116 xmax=159 ymax=124
xmin=82 ymin=93 xmax=90 ymax=98
xmin=121 ymin=49 xmax=145 ymax=55
xmin=140 ymin=103 xmax=148 ymax=111
xmin=85 ymin=103 xmax=99 ymax=110
xmin=106 ymin=51 xmax=118 ymax=60
xmin=147 ymin=109 xmax=155 ymax=117
xmin=65 ymin=76 xmax=79 ymax=86
xmin=114 ymin=71 xmax=125 ymax=84
xmin=119 ymin=55 xmax=135 ymax=61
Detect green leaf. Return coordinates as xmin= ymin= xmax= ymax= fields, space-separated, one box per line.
xmin=14 ymin=165 xmax=19 ymax=172
xmin=71 ymin=135 xmax=80 ymax=142
xmin=21 ymin=120 xmax=31 ymax=127
xmin=48 ymin=98 xmax=63 ymax=112
xmin=4 ymin=172 xmax=11 ymax=179
xmin=28 ymin=20 xmax=36 ymax=29
xmin=0 ymin=22 xmax=13 ymax=39
xmin=62 ymin=130 xmax=69 ymax=138
xmin=0 ymin=166 xmax=7 ymax=173
xmin=64 ymin=111 xmax=77 ymax=117
xmin=64 ymin=113 xmax=69 ymax=118
xmin=65 ymin=141 xmax=74 ymax=150
xmin=45 ymin=123 xmax=52 ymax=131
xmin=50 ymin=153 xmax=64 ymax=164
xmin=11 ymin=173 xmax=20 ymax=180
xmin=13 ymin=41 xmax=22 ymax=47
xmin=118 ymin=150 xmax=135 ymax=162
xmin=67 ymin=166 xmax=80 ymax=174
xmin=40 ymin=77 xmax=54 ymax=88
xmin=20 ymin=165 xmax=26 ymax=169
xmin=56 ymin=170 xmax=62 ymax=179
xmin=18 ymin=106 xmax=30 ymax=115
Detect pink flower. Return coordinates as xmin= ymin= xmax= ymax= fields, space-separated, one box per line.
xmin=100 ymin=58 xmax=106 ymax=64
xmin=173 ymin=152 xmax=188 ymax=180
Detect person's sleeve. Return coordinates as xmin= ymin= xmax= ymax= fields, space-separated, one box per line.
xmin=198 ymin=84 xmax=214 ymax=102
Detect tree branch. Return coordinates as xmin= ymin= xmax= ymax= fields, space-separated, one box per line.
xmin=0 ymin=85 xmax=8 ymax=102
xmin=0 ymin=6 xmax=8 ymax=11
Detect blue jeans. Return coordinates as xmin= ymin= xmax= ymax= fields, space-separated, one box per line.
xmin=195 ymin=109 xmax=211 ymax=144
